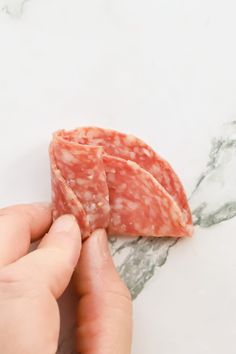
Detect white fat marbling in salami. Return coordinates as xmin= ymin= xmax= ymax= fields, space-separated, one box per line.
xmin=49 ymin=127 xmax=193 ymax=238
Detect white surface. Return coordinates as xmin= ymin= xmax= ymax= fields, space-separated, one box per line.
xmin=0 ymin=1 xmax=236 ymax=353
xmin=133 ymin=220 xmax=236 ymax=354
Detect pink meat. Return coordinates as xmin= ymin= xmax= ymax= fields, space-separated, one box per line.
xmin=49 ymin=127 xmax=193 ymax=238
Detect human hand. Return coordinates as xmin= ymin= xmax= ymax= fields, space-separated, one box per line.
xmin=0 ymin=203 xmax=132 ymax=354
xmin=0 ymin=203 xmax=81 ymax=353
xmin=75 ymin=228 xmax=132 ymax=354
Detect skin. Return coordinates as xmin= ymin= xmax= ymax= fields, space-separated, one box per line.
xmin=0 ymin=203 xmax=132 ymax=354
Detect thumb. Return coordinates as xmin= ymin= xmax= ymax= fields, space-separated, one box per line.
xmin=0 ymin=215 xmax=81 ymax=299
xmin=74 ymin=229 xmax=132 ymax=354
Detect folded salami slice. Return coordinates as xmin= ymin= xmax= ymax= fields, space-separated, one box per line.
xmin=49 ymin=127 xmax=193 ymax=238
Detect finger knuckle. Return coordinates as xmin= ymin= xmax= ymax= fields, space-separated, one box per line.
xmin=0 ymin=269 xmax=35 ymax=299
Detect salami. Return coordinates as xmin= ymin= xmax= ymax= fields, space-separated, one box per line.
xmin=49 ymin=127 xmax=193 ymax=238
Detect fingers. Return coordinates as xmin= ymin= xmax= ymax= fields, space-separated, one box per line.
xmin=0 ymin=203 xmax=52 ymax=268
xmin=0 ymin=215 xmax=82 ymax=299
xmin=75 ymin=229 xmax=132 ymax=354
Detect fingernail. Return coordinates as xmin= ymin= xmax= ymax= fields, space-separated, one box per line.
xmin=52 ymin=214 xmax=77 ymax=233
xmin=91 ymin=229 xmax=109 ymax=259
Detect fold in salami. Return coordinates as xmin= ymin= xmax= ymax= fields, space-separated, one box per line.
xmin=49 ymin=127 xmax=193 ymax=238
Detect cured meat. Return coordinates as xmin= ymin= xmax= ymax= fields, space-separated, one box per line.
xmin=105 ymin=156 xmax=189 ymax=237
xmin=50 ymin=144 xmax=90 ymax=237
xmin=50 ymin=133 xmax=110 ymax=236
xmin=49 ymin=127 xmax=193 ymax=238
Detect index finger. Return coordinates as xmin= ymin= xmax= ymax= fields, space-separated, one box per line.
xmin=0 ymin=203 xmax=52 ymax=268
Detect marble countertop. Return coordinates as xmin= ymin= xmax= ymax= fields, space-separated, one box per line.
xmin=1 ymin=1 xmax=236 ymax=353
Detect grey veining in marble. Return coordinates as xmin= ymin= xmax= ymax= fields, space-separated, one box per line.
xmin=110 ymin=236 xmax=177 ymax=299
xmin=190 ymin=121 xmax=236 ymax=227
xmin=110 ymin=121 xmax=236 ymax=300
xmin=0 ymin=0 xmax=28 ymax=16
